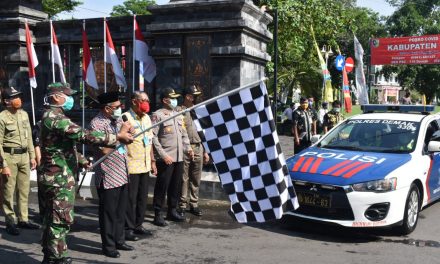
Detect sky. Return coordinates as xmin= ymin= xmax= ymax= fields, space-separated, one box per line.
xmin=58 ymin=0 xmax=394 ymax=20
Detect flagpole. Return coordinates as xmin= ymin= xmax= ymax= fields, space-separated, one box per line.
xmin=82 ymin=20 xmax=86 ymax=155
xmin=77 ymin=78 xmax=267 ymax=192
xmin=104 ymin=17 xmax=107 ymax=93
xmin=132 ymin=15 xmax=136 ymax=93
xmin=50 ymin=20 xmax=55 ymax=83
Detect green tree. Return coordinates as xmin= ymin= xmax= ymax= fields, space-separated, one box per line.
xmin=382 ymin=0 xmax=440 ymax=103
xmin=111 ymin=0 xmax=156 ymax=16
xmin=257 ymin=0 xmax=386 ymax=103
xmin=42 ymin=0 xmax=82 ymax=18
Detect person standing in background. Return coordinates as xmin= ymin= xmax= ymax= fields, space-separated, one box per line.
xmin=292 ymin=97 xmax=316 ymax=154
xmin=151 ymin=88 xmax=193 ymax=226
xmin=0 ymin=87 xmax=38 ymax=236
xmin=317 ymin=102 xmax=328 ymax=134
xmin=323 ymin=100 xmax=345 ymax=133
xmin=177 ymin=85 xmax=210 ymax=217
xmin=123 ymin=91 xmax=157 ymax=239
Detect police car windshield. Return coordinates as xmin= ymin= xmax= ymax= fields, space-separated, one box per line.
xmin=318 ymin=119 xmax=420 ymax=153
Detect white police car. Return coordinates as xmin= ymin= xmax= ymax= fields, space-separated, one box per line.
xmin=286 ymin=105 xmax=440 ymax=234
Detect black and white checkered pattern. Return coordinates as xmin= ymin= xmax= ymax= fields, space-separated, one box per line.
xmin=193 ymin=82 xmax=298 ymax=223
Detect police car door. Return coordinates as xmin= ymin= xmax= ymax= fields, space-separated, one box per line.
xmin=424 ymin=120 xmax=440 ymax=202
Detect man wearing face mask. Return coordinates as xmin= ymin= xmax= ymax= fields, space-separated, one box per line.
xmin=151 ymin=87 xmax=193 ymax=226
xmin=40 ymin=83 xmax=134 ymax=264
xmin=323 ymin=100 xmax=344 ymax=134
xmin=90 ymin=91 xmax=136 ymax=258
xmin=122 ymin=91 xmax=157 ymax=239
xmin=0 ymin=87 xmax=38 ymax=236
xmin=292 ymin=97 xmax=316 ymax=154
xmin=176 ymin=85 xmax=210 ymax=217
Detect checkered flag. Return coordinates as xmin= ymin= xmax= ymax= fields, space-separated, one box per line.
xmin=193 ymin=82 xmax=299 ymax=223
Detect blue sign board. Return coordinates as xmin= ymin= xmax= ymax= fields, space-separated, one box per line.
xmin=335 ymin=55 xmax=345 ymax=71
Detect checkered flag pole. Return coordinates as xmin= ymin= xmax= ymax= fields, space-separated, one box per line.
xmin=193 ymin=81 xmax=299 ymax=223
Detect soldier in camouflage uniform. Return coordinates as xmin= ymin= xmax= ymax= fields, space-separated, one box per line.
xmin=323 ymin=100 xmax=345 ymax=134
xmin=39 ymin=83 xmax=134 ymax=264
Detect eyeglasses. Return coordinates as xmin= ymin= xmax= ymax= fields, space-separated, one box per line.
xmin=107 ymin=104 xmax=122 ymax=110
xmin=137 ymin=98 xmax=150 ymax=102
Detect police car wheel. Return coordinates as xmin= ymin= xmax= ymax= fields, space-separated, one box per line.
xmin=398 ymin=184 xmax=420 ymax=235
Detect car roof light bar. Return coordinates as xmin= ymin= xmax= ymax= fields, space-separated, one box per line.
xmin=361 ymin=104 xmax=435 ymax=114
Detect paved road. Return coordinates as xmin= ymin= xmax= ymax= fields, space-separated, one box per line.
xmin=2 ymin=135 xmax=440 ymax=263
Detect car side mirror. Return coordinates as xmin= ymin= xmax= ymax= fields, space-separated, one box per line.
xmin=311 ymin=134 xmax=321 ymax=144
xmin=427 ymin=141 xmax=440 ymax=152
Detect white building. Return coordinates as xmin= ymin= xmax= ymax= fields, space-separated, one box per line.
xmin=372 ymin=65 xmax=402 ymax=104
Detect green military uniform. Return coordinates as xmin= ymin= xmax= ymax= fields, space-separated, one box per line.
xmin=0 ymin=91 xmax=35 ymax=227
xmin=40 ymin=83 xmax=118 ymax=263
xmin=323 ymin=110 xmax=345 ymax=132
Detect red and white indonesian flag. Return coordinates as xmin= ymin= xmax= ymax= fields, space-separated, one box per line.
xmin=105 ymin=21 xmax=127 ymax=88
xmin=82 ymin=27 xmax=98 ymax=89
xmin=51 ymin=22 xmax=66 ymax=83
xmin=134 ymin=17 xmax=156 ymax=83
xmin=25 ymin=21 xmax=39 ymax=88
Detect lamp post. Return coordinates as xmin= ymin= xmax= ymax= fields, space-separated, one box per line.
xmin=320 ymin=45 xmax=333 ymax=102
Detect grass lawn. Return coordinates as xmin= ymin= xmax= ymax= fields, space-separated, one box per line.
xmin=345 ymin=105 xmax=440 ymax=118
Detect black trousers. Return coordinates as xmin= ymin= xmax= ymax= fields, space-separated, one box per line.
xmin=126 ymin=172 xmax=149 ymax=230
xmin=294 ymin=140 xmax=311 ymax=154
xmin=97 ymin=184 xmax=128 ymax=252
xmin=153 ymin=161 xmax=183 ymax=212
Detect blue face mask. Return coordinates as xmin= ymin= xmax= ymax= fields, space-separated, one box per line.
xmin=62 ymin=96 xmax=74 ymax=111
xmin=169 ymin=98 xmax=178 ymax=109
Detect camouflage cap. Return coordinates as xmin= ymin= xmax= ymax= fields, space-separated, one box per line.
xmin=2 ymin=87 xmax=22 ymax=99
xmin=47 ymin=82 xmax=77 ymax=96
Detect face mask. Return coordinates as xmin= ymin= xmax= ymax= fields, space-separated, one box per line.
xmin=308 ymin=101 xmax=313 ymax=107
xmin=112 ymin=107 xmax=122 ymax=119
xmin=62 ymin=96 xmax=74 ymax=111
xmin=139 ymin=101 xmax=150 ymax=113
xmin=169 ymin=98 xmax=178 ymax=109
xmin=11 ymin=98 xmax=22 ymax=109
xmin=334 ymin=108 xmax=341 ymax=113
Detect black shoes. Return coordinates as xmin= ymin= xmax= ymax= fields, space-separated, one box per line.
xmin=116 ymin=243 xmax=134 ymax=251
xmin=153 ymin=211 xmax=168 ymax=227
xmin=167 ymin=208 xmax=185 ymax=222
xmin=134 ymin=226 xmax=153 ymax=236
xmin=125 ymin=230 xmax=140 ymax=241
xmin=103 ymin=249 xmax=120 ymax=258
xmin=189 ymin=206 xmax=203 ymax=216
xmin=176 ymin=208 xmax=186 ymax=218
xmin=6 ymin=224 xmax=20 ymax=236
xmin=41 ymin=257 xmax=72 ymax=264
xmin=18 ymin=220 xmax=40 ymax=229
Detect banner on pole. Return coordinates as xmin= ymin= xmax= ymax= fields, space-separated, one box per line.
xmin=371 ymin=34 xmax=440 ymax=65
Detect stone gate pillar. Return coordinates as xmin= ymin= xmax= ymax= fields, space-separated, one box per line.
xmin=147 ymin=0 xmax=272 ymax=104
xmin=0 ymin=0 xmax=47 ymax=119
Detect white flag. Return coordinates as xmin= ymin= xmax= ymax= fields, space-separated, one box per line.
xmin=105 ymin=21 xmax=127 ymax=88
xmin=134 ymin=17 xmax=156 ymax=83
xmin=51 ymin=21 xmax=66 ymax=83
xmin=82 ymin=25 xmax=98 ymax=89
xmin=354 ymin=35 xmax=369 ymax=105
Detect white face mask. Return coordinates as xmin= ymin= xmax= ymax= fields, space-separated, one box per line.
xmin=169 ymin=98 xmax=178 ymax=109
xmin=111 ymin=107 xmax=122 ymax=119
xmin=334 ymin=108 xmax=341 ymax=113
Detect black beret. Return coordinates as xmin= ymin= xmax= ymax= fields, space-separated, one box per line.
xmin=97 ymin=92 xmax=120 ymax=105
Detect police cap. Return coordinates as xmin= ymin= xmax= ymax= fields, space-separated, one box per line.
xmin=3 ymin=87 xmax=22 ymax=99
xmin=161 ymin=87 xmax=180 ymax=99
xmin=183 ymin=85 xmax=202 ymax=96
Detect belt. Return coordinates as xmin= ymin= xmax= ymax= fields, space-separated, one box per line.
xmin=3 ymin=147 xmax=28 ymax=154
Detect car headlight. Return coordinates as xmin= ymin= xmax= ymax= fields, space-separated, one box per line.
xmin=351 ymin=178 xmax=397 ymax=192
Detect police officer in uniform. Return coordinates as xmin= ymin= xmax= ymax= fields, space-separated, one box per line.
xmin=177 ymin=85 xmax=209 ymax=217
xmin=293 ymin=97 xmax=316 ymax=154
xmin=39 ymin=83 xmax=134 ymax=264
xmin=0 ymin=87 xmax=38 ymax=236
xmin=323 ymin=100 xmax=344 ymax=133
xmin=151 ymin=88 xmax=193 ymax=226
